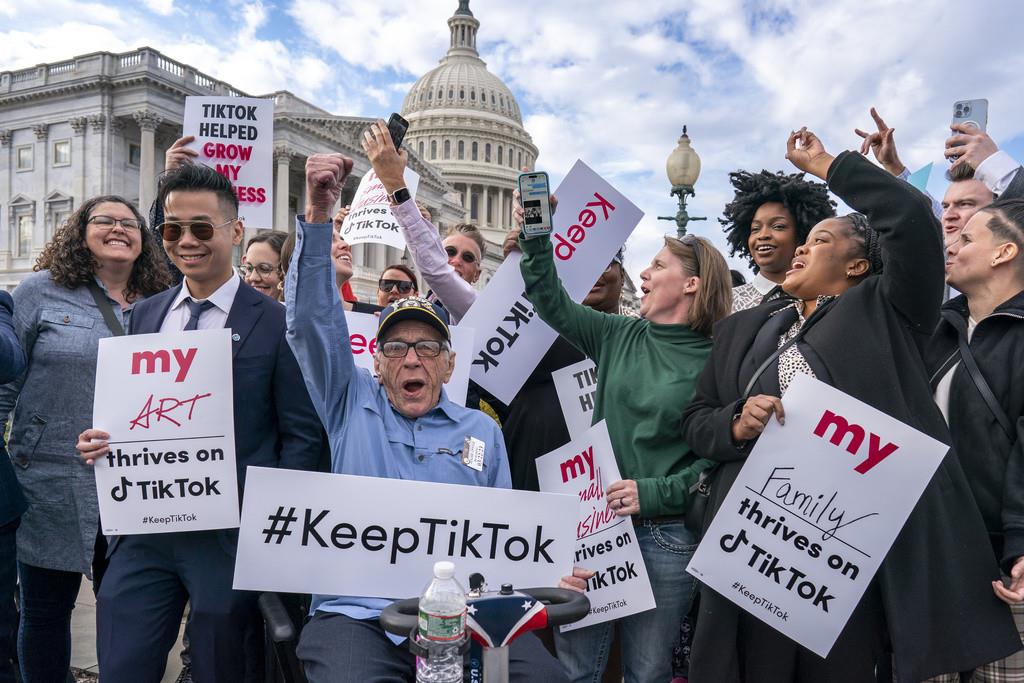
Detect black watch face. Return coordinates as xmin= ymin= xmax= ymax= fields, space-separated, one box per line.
xmin=393 ymin=188 xmax=411 ymax=203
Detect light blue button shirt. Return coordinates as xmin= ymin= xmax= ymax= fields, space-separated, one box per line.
xmin=284 ymin=217 xmax=511 ymax=630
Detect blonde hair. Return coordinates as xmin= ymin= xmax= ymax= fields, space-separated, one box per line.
xmin=445 ymin=223 xmax=486 ymax=259
xmin=663 ymin=236 xmax=733 ymax=336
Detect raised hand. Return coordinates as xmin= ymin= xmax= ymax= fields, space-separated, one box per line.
xmin=332 ymin=205 xmax=351 ymax=232
xmin=945 ymin=122 xmax=1000 ymax=171
xmin=854 ymin=107 xmax=905 ymax=176
xmin=165 ymin=135 xmax=198 ymax=172
xmin=361 ymin=120 xmax=408 ymax=195
xmin=786 ymin=127 xmax=835 ymax=181
xmin=305 ymin=153 xmax=353 ymax=225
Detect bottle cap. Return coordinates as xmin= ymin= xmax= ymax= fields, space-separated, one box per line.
xmin=434 ymin=561 xmax=455 ymax=579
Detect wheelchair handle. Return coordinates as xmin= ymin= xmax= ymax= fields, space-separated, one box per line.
xmin=379 ymin=597 xmax=420 ymax=637
xmin=520 ymin=587 xmax=591 ymax=626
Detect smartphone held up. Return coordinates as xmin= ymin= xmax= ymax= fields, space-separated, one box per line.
xmin=518 ymin=171 xmax=553 ymax=239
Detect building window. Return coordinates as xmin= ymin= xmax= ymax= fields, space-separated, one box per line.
xmin=418 ymin=141 xmax=425 ymax=157
xmin=460 ymin=89 xmax=465 ymax=100
xmin=428 ymin=90 xmax=432 ymax=100
xmin=484 ymin=144 xmax=491 ymax=163
xmin=128 ymin=143 xmax=141 ymax=167
xmin=17 ymin=215 xmax=33 ymax=257
xmin=438 ymin=88 xmax=443 ymax=99
xmin=518 ymin=151 xmax=523 ymax=169
xmin=16 ymin=145 xmax=32 ymax=171
xmin=509 ymin=148 xmax=516 ymax=168
xmin=470 ymin=89 xmax=476 ymax=101
xmin=497 ymin=146 xmax=503 ymax=165
xmin=443 ymin=139 xmax=451 ymax=159
xmin=471 ymin=142 xmax=478 ymax=161
xmin=470 ymin=193 xmax=478 ymax=220
xmin=52 ymin=140 xmax=71 ymax=167
xmin=448 ymin=88 xmax=454 ymax=99
xmin=457 ymin=140 xmax=464 ymax=160
xmin=430 ymin=140 xmax=437 ymax=159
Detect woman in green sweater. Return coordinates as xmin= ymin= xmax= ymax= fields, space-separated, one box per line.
xmin=515 ymin=198 xmax=732 ymax=683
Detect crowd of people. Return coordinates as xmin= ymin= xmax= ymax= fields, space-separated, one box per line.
xmin=0 ymin=103 xmax=1021 ymax=683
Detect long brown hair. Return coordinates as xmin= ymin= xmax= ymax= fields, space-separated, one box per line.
xmin=35 ymin=195 xmax=171 ymax=300
xmin=664 ymin=235 xmax=732 ymax=336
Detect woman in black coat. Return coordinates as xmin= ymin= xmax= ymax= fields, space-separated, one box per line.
xmin=681 ymin=128 xmax=1020 ymax=682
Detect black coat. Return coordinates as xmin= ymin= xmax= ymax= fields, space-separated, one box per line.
xmin=925 ymin=291 xmax=1024 ymax=572
xmin=681 ymin=151 xmax=1020 ymax=682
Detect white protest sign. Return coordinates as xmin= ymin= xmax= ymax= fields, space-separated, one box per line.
xmin=686 ymin=373 xmax=947 ymax=656
xmin=183 ymin=96 xmax=274 ymax=228
xmin=340 ymin=168 xmax=420 ymax=250
xmin=460 ymin=160 xmax=643 ymax=404
xmin=92 ymin=329 xmax=239 ymax=535
xmin=233 ymin=467 xmax=578 ymax=598
xmin=345 ymin=311 xmax=474 ymax=406
xmin=552 ymin=358 xmax=598 ymax=439
xmin=536 ymin=421 xmax=656 ymax=631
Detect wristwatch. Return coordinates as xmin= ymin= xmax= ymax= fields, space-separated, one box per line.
xmin=389 ymin=187 xmax=411 ymax=205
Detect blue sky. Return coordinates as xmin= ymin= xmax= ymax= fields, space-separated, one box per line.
xmin=2 ymin=0 xmax=1023 ymax=281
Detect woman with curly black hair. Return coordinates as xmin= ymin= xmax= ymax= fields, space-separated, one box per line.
xmin=0 ymin=195 xmax=170 ymax=681
xmin=681 ymin=129 xmax=1019 ymax=681
xmin=721 ymin=169 xmax=836 ymax=311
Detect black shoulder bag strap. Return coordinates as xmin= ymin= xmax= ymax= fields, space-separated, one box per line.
xmin=956 ymin=331 xmax=1014 ymax=439
xmin=86 ymin=280 xmax=126 ymax=337
xmin=686 ymin=299 xmax=836 ymax=535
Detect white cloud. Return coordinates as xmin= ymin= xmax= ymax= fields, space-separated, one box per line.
xmin=141 ymin=0 xmax=174 ymax=16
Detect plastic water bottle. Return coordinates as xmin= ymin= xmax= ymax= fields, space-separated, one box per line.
xmin=416 ymin=560 xmax=466 ymax=683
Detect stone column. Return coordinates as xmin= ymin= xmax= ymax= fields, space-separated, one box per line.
xmin=482 ymin=186 xmax=490 ymax=228
xmin=0 ymin=130 xmax=11 ymax=267
xmin=32 ymin=124 xmax=49 ymax=253
xmin=70 ymin=117 xmax=88 ymax=205
xmin=87 ymin=115 xmax=107 ymax=198
xmin=133 ymin=110 xmax=163 ymax=213
xmin=274 ymin=146 xmax=293 ymax=231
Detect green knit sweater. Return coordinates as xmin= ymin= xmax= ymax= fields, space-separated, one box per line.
xmin=519 ymin=234 xmax=714 ymax=517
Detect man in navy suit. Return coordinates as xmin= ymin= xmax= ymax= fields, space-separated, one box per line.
xmin=77 ymin=163 xmax=322 ymax=682
xmin=0 ymin=291 xmax=26 ymax=683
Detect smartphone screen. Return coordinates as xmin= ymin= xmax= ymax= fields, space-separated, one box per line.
xmin=518 ymin=172 xmax=553 ymax=238
xmin=387 ymin=113 xmax=409 ymax=150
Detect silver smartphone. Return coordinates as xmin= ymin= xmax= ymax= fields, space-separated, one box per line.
xmin=952 ymin=99 xmax=988 ymax=133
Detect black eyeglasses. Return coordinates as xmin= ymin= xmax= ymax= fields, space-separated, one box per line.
xmin=158 ymin=218 xmax=236 ymax=242
xmin=444 ymin=246 xmax=477 ymax=264
xmin=380 ymin=339 xmax=447 ymax=358
xmin=241 ymin=263 xmax=277 ymax=277
xmin=89 ymin=216 xmax=141 ymax=231
xmin=378 ymin=279 xmax=415 ymax=294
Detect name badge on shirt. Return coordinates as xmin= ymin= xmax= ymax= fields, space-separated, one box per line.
xmin=462 ymin=436 xmax=485 ymax=472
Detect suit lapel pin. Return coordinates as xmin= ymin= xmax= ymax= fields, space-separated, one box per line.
xmin=232 ymin=333 xmax=241 ymax=342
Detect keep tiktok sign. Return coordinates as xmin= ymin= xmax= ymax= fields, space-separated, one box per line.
xmin=686 ymin=374 xmax=947 ymax=656
xmin=91 ymin=329 xmax=239 ymax=535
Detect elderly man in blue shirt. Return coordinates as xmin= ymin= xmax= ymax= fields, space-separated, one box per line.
xmin=286 ymin=150 xmax=578 ymax=682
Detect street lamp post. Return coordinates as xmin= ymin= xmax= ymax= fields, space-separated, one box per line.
xmin=657 ymin=125 xmax=706 ymax=237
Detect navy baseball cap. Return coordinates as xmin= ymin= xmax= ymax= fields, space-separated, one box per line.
xmin=377 ymin=296 xmax=451 ymax=343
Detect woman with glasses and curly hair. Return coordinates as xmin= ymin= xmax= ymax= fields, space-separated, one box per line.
xmin=242 ymin=230 xmax=288 ymax=301
xmin=721 ymin=169 xmax=835 ymax=311
xmin=515 ymin=192 xmax=733 ymax=681
xmin=0 ymin=195 xmax=170 ymax=682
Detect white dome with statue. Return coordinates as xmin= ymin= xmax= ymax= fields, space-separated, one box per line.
xmin=401 ymin=0 xmax=538 ymax=244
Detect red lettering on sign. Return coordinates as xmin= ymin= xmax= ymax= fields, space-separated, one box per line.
xmin=812 ymin=409 xmax=899 ymax=474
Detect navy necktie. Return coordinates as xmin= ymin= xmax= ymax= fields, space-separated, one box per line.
xmin=183 ymin=298 xmax=215 ymax=331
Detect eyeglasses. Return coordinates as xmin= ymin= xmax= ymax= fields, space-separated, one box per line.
xmin=240 ymin=263 xmax=278 ymax=277
xmin=158 ymin=218 xmax=236 ymax=242
xmin=444 ymin=246 xmax=477 ymax=264
xmin=380 ymin=339 xmax=447 ymax=358
xmin=88 ymin=216 xmax=141 ymax=231
xmin=379 ymin=279 xmax=415 ymax=295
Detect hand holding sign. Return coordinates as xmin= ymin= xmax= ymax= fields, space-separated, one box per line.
xmin=305 ymin=153 xmax=353 ymax=224
xmin=362 ymin=120 xmax=408 ymax=194
xmin=76 ymin=428 xmax=111 ymax=465
xmin=606 ymin=479 xmax=640 ymax=517
xmin=732 ymin=394 xmax=786 ymax=442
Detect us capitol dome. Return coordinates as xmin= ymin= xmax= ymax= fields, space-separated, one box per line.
xmin=401 ymin=0 xmax=538 ymax=246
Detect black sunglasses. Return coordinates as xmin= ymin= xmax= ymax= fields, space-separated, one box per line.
xmin=158 ymin=218 xmax=236 ymax=242
xmin=677 ymin=234 xmax=703 ymax=275
xmin=379 ymin=279 xmax=415 ymax=294
xmin=444 ymin=245 xmax=477 ymax=264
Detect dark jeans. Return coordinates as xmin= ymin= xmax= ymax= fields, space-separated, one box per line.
xmin=298 ymin=611 xmax=569 ymax=683
xmin=17 ymin=532 xmax=106 ymax=683
xmin=0 ymin=519 xmax=18 ymax=683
